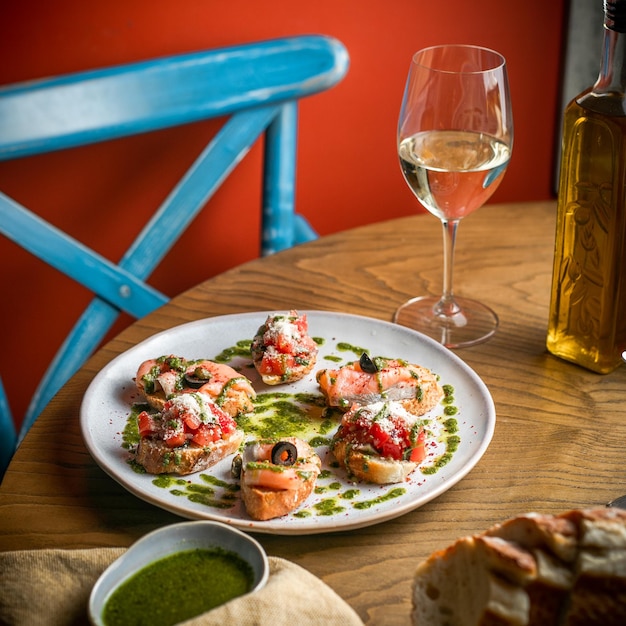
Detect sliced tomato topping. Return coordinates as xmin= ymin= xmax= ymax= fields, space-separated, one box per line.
xmin=261 ymin=352 xmax=296 ymax=376
xmin=164 ymin=431 xmax=187 ymax=448
xmin=407 ymin=429 xmax=426 ymax=462
xmin=191 ymin=423 xmax=219 ymax=446
xmin=182 ymin=412 xmax=202 ymax=431
xmin=369 ymin=422 xmax=390 ymax=448
xmin=292 ymin=314 xmax=308 ymax=335
xmin=408 ymin=442 xmax=426 ymax=463
xmin=380 ymin=440 xmax=403 ymax=460
xmin=217 ymin=414 xmax=236 ymax=436
xmin=137 ymin=411 xmax=156 ymax=437
xmin=275 ymin=334 xmax=296 ymax=354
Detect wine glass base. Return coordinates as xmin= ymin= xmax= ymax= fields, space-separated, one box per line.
xmin=393 ymin=296 xmax=498 ymax=349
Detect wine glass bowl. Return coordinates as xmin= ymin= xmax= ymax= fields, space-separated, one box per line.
xmin=394 ymin=44 xmax=513 ymax=348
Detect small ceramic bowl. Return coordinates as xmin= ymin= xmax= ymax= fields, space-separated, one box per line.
xmin=88 ymin=520 xmax=269 ymax=625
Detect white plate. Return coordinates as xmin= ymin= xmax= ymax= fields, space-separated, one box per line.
xmin=81 ymin=311 xmax=495 ymax=535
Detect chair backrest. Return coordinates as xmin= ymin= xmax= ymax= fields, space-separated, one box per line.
xmin=0 ymin=35 xmax=349 ymax=476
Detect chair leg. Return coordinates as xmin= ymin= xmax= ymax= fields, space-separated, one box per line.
xmin=0 ymin=376 xmax=17 ymax=479
xmin=294 ymin=213 xmax=318 ymax=245
xmin=261 ymin=101 xmax=298 ymax=255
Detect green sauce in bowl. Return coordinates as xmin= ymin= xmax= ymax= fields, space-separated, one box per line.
xmin=102 ymin=548 xmax=253 ymax=626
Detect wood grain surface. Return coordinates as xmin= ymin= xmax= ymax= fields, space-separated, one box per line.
xmin=2 ymin=201 xmax=625 ymax=624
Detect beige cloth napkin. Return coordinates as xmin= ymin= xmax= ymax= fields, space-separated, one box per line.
xmin=0 ymin=548 xmax=364 ymax=626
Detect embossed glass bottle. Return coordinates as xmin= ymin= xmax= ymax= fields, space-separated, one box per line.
xmin=547 ymin=0 xmax=626 ymax=373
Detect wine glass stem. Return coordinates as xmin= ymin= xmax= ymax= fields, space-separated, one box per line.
xmin=436 ymin=219 xmax=462 ymax=318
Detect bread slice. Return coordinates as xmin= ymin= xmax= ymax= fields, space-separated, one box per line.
xmin=412 ymin=508 xmax=626 ymax=626
xmin=136 ymin=429 xmax=244 ymax=475
xmin=317 ymin=358 xmax=444 ymax=414
xmin=135 ymin=356 xmax=255 ymax=416
xmin=331 ymin=438 xmax=418 ymax=484
xmin=134 ymin=392 xmax=245 ymax=475
xmin=241 ymin=479 xmax=317 ymax=521
xmin=485 ymin=513 xmax=579 ymax=563
xmin=330 ymin=400 xmax=426 ymax=484
xmin=560 ymin=508 xmax=626 ymax=626
xmin=412 ymin=537 xmax=531 ymax=626
xmin=250 ymin=311 xmax=318 ymax=385
xmin=239 ymin=438 xmax=321 ymax=520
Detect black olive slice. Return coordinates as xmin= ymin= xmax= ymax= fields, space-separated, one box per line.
xmin=271 ymin=441 xmax=298 ymax=466
xmin=184 ymin=367 xmax=212 ymax=389
xmin=359 ymin=352 xmax=378 ymax=374
xmin=184 ymin=374 xmax=206 ymax=389
xmin=231 ymin=454 xmax=242 ymax=479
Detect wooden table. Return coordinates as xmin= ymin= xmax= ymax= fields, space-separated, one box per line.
xmin=2 ymin=201 xmax=625 ymax=624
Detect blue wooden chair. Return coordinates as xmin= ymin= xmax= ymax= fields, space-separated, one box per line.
xmin=0 ymin=35 xmax=349 ymax=477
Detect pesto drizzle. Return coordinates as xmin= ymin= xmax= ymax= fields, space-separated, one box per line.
xmin=122 ymin=340 xmax=463 ymax=519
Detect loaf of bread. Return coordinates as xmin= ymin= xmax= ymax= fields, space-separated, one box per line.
xmin=411 ymin=508 xmax=626 ymax=626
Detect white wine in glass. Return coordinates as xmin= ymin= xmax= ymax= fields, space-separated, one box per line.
xmin=394 ymin=44 xmax=513 ymax=348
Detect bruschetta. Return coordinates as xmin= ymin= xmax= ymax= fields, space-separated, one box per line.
xmin=235 ymin=437 xmax=321 ymax=520
xmin=251 ymin=310 xmax=318 ymax=385
xmin=135 ymin=355 xmax=255 ymax=417
xmin=135 ymin=392 xmax=245 ymax=475
xmin=330 ymin=400 xmax=427 ymax=484
xmin=317 ymin=353 xmax=444 ymax=415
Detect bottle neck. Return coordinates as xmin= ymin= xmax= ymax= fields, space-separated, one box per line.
xmin=579 ymin=2 xmax=626 ymax=114
xmin=592 ymin=23 xmax=626 ymax=94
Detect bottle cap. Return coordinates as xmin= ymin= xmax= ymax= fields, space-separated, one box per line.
xmin=606 ymin=0 xmax=626 ymax=32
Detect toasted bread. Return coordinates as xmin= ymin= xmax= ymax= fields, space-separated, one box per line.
xmin=134 ymin=392 xmax=245 ymax=475
xmin=135 ymin=355 xmax=255 ymax=416
xmin=331 ymin=438 xmax=418 ymax=484
xmin=239 ymin=437 xmax=321 ymax=520
xmin=330 ymin=400 xmax=426 ymax=484
xmin=251 ymin=311 xmax=318 ymax=385
xmin=317 ymin=357 xmax=444 ymax=414
xmin=136 ymin=430 xmax=244 ymax=475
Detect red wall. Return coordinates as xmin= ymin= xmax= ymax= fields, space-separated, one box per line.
xmin=0 ymin=0 xmax=567 ymax=429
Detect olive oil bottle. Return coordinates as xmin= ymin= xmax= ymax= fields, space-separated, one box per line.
xmin=547 ymin=0 xmax=626 ymax=373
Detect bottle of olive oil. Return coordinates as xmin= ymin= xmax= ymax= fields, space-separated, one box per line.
xmin=547 ymin=0 xmax=626 ymax=373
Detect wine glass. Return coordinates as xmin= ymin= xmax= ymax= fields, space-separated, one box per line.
xmin=394 ymin=44 xmax=513 ymax=348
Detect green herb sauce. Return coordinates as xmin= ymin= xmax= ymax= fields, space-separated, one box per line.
xmin=314 ymin=498 xmax=346 ymax=516
xmin=213 ymin=340 xmax=253 ymax=363
xmin=124 ymin=338 xmax=464 ymax=518
xmin=336 ymin=342 xmax=369 ymax=357
xmin=352 ymin=487 xmax=406 ymax=510
xmin=323 ymin=355 xmax=343 ymax=362
xmin=102 ymin=548 xmax=254 ymax=626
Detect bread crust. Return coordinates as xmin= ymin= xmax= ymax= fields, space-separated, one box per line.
xmin=241 ymin=476 xmax=317 ymax=521
xmin=317 ymin=359 xmax=444 ymax=414
xmin=331 ymin=438 xmax=417 ymax=484
xmin=251 ymin=311 xmax=318 ymax=385
xmin=239 ymin=438 xmax=321 ymax=520
xmin=253 ymin=358 xmax=316 ymax=386
xmin=411 ymin=508 xmax=626 ymax=626
xmin=330 ymin=400 xmax=426 ymax=484
xmin=136 ymin=430 xmax=244 ymax=475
